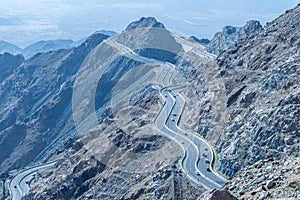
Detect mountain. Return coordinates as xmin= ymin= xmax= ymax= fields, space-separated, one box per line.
xmin=0 ymin=41 xmax=22 ymax=55
xmin=0 ymin=30 xmax=117 ymax=59
xmin=206 ymin=20 xmax=262 ymax=55
xmin=0 ymin=32 xmax=109 ymax=175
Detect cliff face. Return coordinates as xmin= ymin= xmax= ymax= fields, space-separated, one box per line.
xmin=207 ymin=20 xmax=262 ymax=55
xmin=215 ymin=4 xmax=300 ymax=177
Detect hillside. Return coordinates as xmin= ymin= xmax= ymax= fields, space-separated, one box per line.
xmin=215 ymin=3 xmax=300 ymax=179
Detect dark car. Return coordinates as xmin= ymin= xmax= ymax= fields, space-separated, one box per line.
xmin=206 ymin=168 xmax=211 ymax=172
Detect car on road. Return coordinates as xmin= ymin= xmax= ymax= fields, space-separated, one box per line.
xmin=206 ymin=168 xmax=211 ymax=172
xmin=205 ymin=159 xmax=210 ymax=164
xmin=172 ymin=118 xmax=175 ymax=122
xmin=184 ymin=132 xmax=188 ymax=136
xmin=202 ymin=153 xmax=207 ymax=157
xmin=14 ymin=185 xmax=17 ymax=188
xmin=195 ymin=170 xmax=201 ymax=176
xmin=173 ymin=113 xmax=177 ymax=116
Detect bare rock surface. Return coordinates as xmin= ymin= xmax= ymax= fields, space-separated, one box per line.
xmin=198 ymin=189 xmax=238 ymax=200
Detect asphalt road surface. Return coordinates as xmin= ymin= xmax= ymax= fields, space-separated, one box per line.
xmin=154 ymin=87 xmax=227 ymax=190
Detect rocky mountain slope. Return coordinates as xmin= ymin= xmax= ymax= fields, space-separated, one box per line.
xmin=224 ymin=154 xmax=300 ymax=199
xmin=0 ymin=53 xmax=24 ymax=83
xmin=215 ymin=4 xmax=300 ymax=179
xmin=0 ymin=32 xmax=109 ymax=175
xmin=206 ymin=20 xmax=262 ymax=55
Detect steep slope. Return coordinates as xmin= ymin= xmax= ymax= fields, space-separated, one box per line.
xmin=214 ymin=4 xmax=300 ymax=178
xmin=0 ymin=33 xmax=109 ymax=174
xmin=206 ymin=20 xmax=262 ymax=55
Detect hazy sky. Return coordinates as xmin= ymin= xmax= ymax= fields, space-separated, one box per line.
xmin=0 ymin=0 xmax=299 ymax=47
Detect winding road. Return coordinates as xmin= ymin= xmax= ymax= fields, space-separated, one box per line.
xmin=155 ymin=86 xmax=227 ymax=190
xmin=8 ymin=33 xmax=227 ymax=199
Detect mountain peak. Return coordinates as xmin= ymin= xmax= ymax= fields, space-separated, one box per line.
xmin=125 ymin=17 xmax=165 ymax=30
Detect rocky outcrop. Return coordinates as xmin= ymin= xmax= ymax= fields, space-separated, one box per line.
xmin=189 ymin=36 xmax=210 ymax=46
xmin=0 ymin=52 xmax=24 ymax=83
xmin=198 ymin=189 xmax=238 ymax=200
xmin=207 ymin=20 xmax=262 ymax=55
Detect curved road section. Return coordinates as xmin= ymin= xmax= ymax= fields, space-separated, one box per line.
xmin=155 ymin=86 xmax=227 ymax=190
xmin=9 ymin=162 xmax=56 ymax=200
